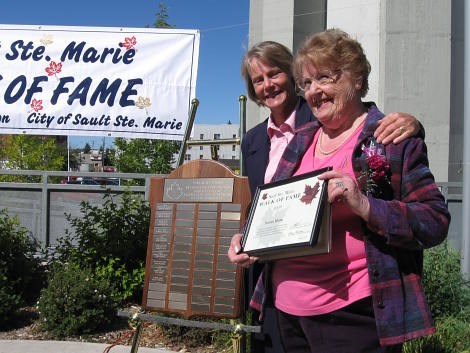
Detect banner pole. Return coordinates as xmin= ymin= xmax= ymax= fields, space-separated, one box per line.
xmin=176 ymin=98 xmax=199 ymax=167
xmin=238 ymin=95 xmax=247 ymax=176
xmin=67 ymin=136 xmax=70 ymax=180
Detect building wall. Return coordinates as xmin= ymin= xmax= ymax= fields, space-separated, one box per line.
xmin=326 ymin=0 xmax=453 ymax=181
xmin=381 ymin=0 xmax=451 ymax=182
xmin=326 ymin=0 xmax=381 ymax=105
xmin=449 ymin=0 xmax=465 ymax=182
xmin=247 ymin=0 xmax=457 ymax=183
xmin=246 ymin=0 xmax=326 ymax=131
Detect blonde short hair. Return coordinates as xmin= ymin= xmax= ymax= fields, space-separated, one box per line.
xmin=241 ymin=41 xmax=295 ymax=105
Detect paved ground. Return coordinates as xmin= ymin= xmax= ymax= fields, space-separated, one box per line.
xmin=0 ymin=340 xmax=179 ymax=353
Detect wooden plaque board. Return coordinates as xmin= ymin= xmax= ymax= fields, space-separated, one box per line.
xmin=142 ymin=160 xmax=251 ymax=319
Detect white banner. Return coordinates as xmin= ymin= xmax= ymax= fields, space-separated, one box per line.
xmin=0 ymin=24 xmax=199 ymax=140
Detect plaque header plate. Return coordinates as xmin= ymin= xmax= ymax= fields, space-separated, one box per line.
xmin=163 ymin=178 xmax=234 ymax=203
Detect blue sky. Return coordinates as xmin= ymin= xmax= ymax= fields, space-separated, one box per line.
xmin=1 ymin=0 xmax=249 ymax=148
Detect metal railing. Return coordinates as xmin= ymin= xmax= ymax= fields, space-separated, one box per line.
xmin=0 ymin=169 xmax=159 ymax=246
xmin=0 ymin=168 xmax=464 ymax=253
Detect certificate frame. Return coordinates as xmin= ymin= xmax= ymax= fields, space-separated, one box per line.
xmin=241 ymin=167 xmax=332 ymax=261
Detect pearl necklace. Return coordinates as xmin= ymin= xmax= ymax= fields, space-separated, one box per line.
xmin=317 ymin=114 xmax=366 ymax=156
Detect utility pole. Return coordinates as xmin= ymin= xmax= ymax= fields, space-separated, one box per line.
xmin=462 ymin=0 xmax=470 ymax=279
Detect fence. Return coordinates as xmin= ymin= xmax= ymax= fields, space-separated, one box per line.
xmin=0 ymin=169 xmax=464 ymax=254
xmin=0 ymin=169 xmax=159 ymax=247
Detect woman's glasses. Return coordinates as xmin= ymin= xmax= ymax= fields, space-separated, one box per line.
xmin=296 ymin=70 xmax=342 ymax=92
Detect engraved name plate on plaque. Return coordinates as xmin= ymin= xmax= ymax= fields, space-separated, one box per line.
xmin=143 ymin=160 xmax=250 ymax=319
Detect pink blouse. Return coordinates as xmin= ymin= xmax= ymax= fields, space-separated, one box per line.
xmin=272 ymin=122 xmax=371 ymax=316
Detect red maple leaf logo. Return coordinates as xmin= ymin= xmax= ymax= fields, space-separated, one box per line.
xmin=300 ymin=182 xmax=320 ymax=205
xmin=121 ymin=36 xmax=137 ymax=51
xmin=45 ymin=61 xmax=63 ymax=78
xmin=30 ymin=99 xmax=43 ymax=112
xmin=262 ymin=193 xmax=268 ymax=200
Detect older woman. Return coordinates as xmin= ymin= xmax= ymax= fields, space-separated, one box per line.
xmin=240 ymin=41 xmax=422 ymax=196
xmin=232 ymin=30 xmax=450 ymax=353
xmin=237 ymin=40 xmax=424 ymax=353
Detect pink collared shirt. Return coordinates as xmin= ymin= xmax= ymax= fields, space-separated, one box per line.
xmin=264 ymin=103 xmax=298 ymax=184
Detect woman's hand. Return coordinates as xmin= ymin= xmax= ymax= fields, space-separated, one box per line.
xmin=227 ymin=233 xmax=259 ymax=268
xmin=374 ymin=112 xmax=420 ymax=144
xmin=318 ymin=170 xmax=370 ymax=222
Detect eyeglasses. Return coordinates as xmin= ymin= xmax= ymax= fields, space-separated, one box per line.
xmin=296 ymin=70 xmax=342 ymax=92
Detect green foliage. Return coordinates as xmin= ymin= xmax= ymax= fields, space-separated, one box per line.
xmin=432 ymin=313 xmax=470 ymax=352
xmin=38 ymin=262 xmax=118 ymax=337
xmin=51 ymin=190 xmax=150 ymax=304
xmin=111 ymin=138 xmax=179 ymax=178
xmin=403 ymin=312 xmax=470 ymax=353
xmin=0 ymin=136 xmax=64 ymax=182
xmin=148 ymin=2 xmax=175 ymax=29
xmin=64 ymin=149 xmax=79 ymax=171
xmin=422 ymin=242 xmax=470 ymax=319
xmin=403 ymin=242 xmax=470 ymax=353
xmin=94 ymin=257 xmax=146 ymax=304
xmin=0 ymin=209 xmax=45 ymax=328
xmin=84 ymin=142 xmax=91 ymax=153
xmin=0 ymin=267 xmax=21 ymax=329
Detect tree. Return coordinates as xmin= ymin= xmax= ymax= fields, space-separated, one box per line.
xmin=3 ymin=135 xmax=64 ymax=171
xmin=114 ymin=2 xmax=181 ymax=175
xmin=0 ymin=135 xmax=65 ymax=182
xmin=147 ymin=2 xmax=175 ymax=29
xmin=64 ymin=149 xmax=80 ymax=171
xmin=103 ymin=148 xmax=112 ymax=167
xmin=83 ymin=142 xmax=91 ymax=154
xmin=111 ymin=138 xmax=179 ymax=174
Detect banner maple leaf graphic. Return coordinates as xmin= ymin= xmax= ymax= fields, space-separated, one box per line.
xmin=45 ymin=61 xmax=63 ymax=78
xmin=300 ymin=182 xmax=320 ymax=205
xmin=121 ymin=36 xmax=137 ymax=50
xmin=30 ymin=99 xmax=43 ymax=112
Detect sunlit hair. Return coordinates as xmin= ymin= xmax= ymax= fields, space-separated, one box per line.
xmin=241 ymin=41 xmax=295 ymax=106
xmin=294 ymin=29 xmax=371 ymax=97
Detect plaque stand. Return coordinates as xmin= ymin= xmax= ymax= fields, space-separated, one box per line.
xmin=118 ymin=96 xmax=261 ymax=353
xmin=118 ymin=160 xmax=259 ymax=352
xmin=143 ymin=159 xmax=251 ymax=318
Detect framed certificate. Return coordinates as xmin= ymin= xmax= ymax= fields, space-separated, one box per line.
xmin=241 ymin=167 xmax=332 ymax=261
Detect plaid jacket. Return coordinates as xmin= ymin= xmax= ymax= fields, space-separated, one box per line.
xmin=249 ymin=105 xmax=450 ymax=345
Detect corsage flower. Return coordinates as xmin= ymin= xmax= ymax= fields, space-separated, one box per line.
xmin=358 ymin=140 xmax=391 ymax=196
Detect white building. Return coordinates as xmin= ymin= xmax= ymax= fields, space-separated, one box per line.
xmin=183 ymin=122 xmax=241 ymax=167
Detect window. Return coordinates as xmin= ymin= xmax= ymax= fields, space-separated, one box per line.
xmin=199 ymin=154 xmax=203 ymax=159
xmin=199 ymin=133 xmax=204 ymax=140
xmin=200 ymin=146 xmax=203 ymax=150
xmin=232 ymin=145 xmax=236 ymax=151
xmin=233 ymin=134 xmax=237 ymax=138
xmin=187 ymin=146 xmax=192 ymax=150
xmin=214 ymin=133 xmax=221 ymax=140
xmin=184 ymin=154 xmax=191 ymax=161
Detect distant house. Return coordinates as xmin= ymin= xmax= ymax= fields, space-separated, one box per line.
xmin=78 ymin=150 xmax=103 ymax=172
xmin=178 ymin=122 xmax=241 ymax=172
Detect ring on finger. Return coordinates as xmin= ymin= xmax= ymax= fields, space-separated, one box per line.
xmin=398 ymin=126 xmax=405 ymax=135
